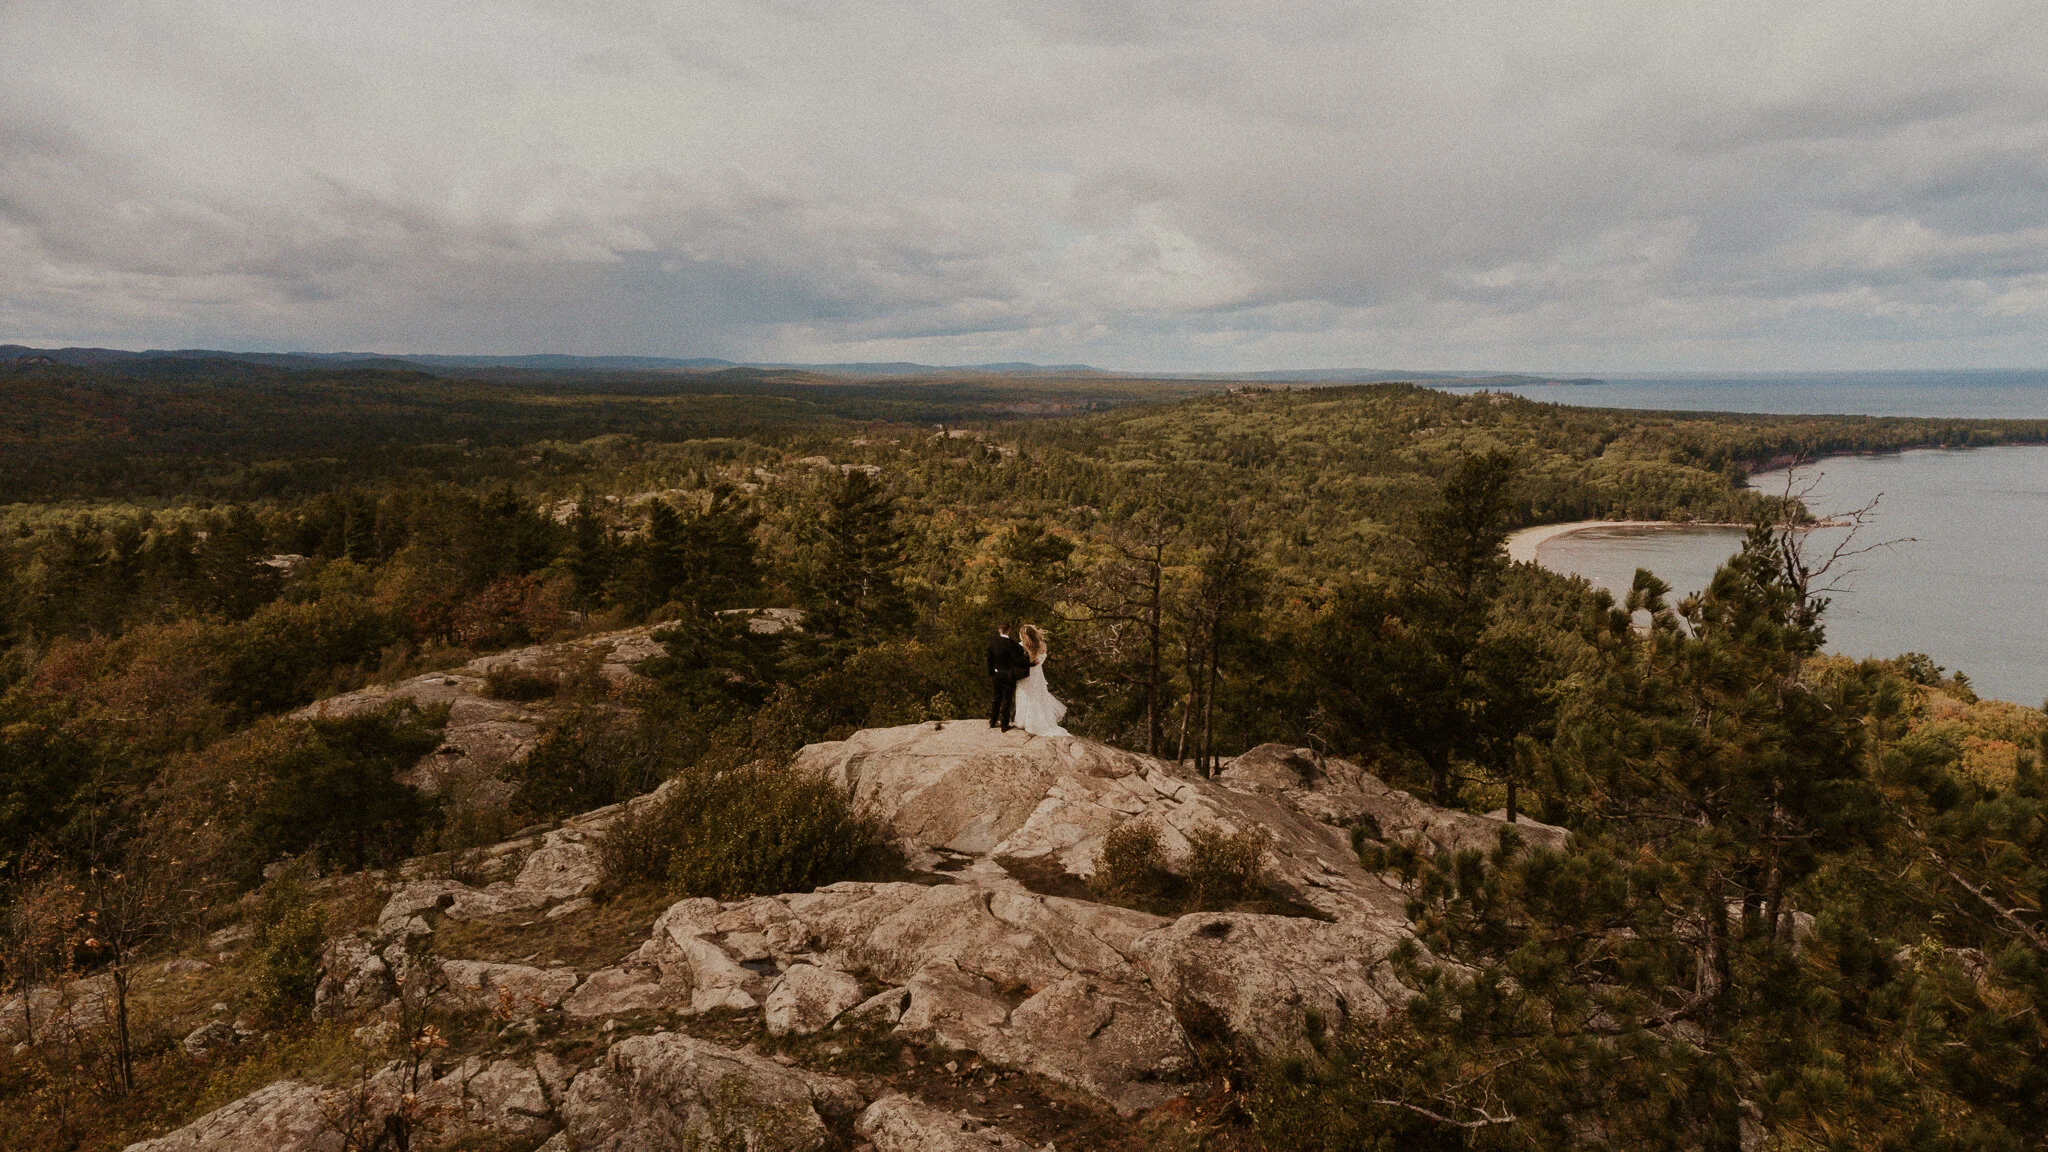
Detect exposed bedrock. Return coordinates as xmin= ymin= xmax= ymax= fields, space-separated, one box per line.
xmin=161 ymin=720 xmax=1569 ymax=1147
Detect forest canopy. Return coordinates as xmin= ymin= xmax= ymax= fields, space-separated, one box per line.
xmin=3 ymin=362 xmax=2045 ymax=1149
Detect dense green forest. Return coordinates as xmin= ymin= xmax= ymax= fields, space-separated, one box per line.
xmin=2 ymin=361 xmax=2045 ymax=1149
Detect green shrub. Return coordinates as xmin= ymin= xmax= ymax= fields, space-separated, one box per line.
xmin=1092 ymin=820 xmax=1169 ymax=898
xmin=251 ymin=871 xmax=328 ymax=1023
xmin=509 ymin=708 xmax=665 ymax=821
xmin=1185 ymin=825 xmax=1270 ymax=908
xmin=482 ymin=664 xmax=561 ymax=702
xmin=597 ymin=763 xmax=895 ymax=899
xmin=212 ymin=594 xmax=397 ymax=720
xmin=243 ymin=699 xmax=447 ymax=873
xmin=415 ymin=775 xmax=522 ymax=865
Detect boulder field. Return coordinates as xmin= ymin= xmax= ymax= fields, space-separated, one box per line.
xmin=123 ymin=720 xmax=1566 ymax=1151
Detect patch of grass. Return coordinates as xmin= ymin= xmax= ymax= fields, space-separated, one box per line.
xmin=0 ymin=1017 xmax=367 ymax=1152
xmin=432 ymin=882 xmax=677 ymax=971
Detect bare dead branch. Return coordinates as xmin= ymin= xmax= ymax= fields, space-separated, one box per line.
xmin=1368 ymin=1098 xmax=1519 ymax=1128
xmin=1892 ymin=807 xmax=2048 ymax=955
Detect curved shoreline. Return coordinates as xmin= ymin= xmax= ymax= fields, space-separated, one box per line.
xmin=1506 ymin=520 xmax=1748 ymax=566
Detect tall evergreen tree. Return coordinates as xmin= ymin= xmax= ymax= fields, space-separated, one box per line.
xmin=1313 ymin=450 xmax=1525 ymax=804
xmin=803 ymin=471 xmax=910 ymax=644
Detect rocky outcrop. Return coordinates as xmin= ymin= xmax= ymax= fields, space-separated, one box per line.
xmin=423 ymin=1056 xmax=560 ymax=1143
xmin=128 ymin=1053 xmax=571 ymax=1151
xmin=439 ymin=960 xmax=581 ymax=1015
xmin=765 ymin=963 xmax=865 ymax=1035
xmin=856 ymin=1094 xmax=1044 ymax=1151
xmin=631 ymin=876 xmax=1199 ymax=1113
xmin=124 ymin=1079 xmax=367 ymax=1152
xmin=145 ymin=720 xmax=1563 ymax=1148
xmin=294 ymin=625 xmax=669 ymax=801
xmin=1 ymin=974 xmax=112 ymax=1046
xmin=514 ymin=826 xmax=605 ymax=901
xmin=1131 ymin=912 xmax=1419 ymax=1058
xmin=563 ymin=961 xmax=670 ymax=1017
xmin=179 ymin=1020 xmax=237 ymax=1059
xmin=314 ymin=936 xmax=394 ymax=1019
xmin=317 ymin=778 xmax=659 ymax=1020
xmin=558 ymin=1033 xmax=862 ymax=1152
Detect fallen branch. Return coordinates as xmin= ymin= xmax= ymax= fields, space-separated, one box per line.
xmin=1369 ymin=1099 xmax=1518 ymax=1129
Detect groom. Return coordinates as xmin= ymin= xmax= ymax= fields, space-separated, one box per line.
xmin=985 ymin=622 xmax=1031 ymax=732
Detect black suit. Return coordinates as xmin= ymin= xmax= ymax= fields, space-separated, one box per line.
xmin=986 ymin=633 xmax=1031 ymax=729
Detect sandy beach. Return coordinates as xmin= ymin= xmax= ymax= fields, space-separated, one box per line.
xmin=1509 ymin=518 xmax=1836 ymax=567
xmin=1505 ymin=520 xmax=1676 ymax=565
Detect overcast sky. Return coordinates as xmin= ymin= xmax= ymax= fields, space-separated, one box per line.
xmin=5 ymin=1 xmax=2047 ymax=372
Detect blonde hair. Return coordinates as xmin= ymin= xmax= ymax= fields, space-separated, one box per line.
xmin=1019 ymin=624 xmax=1047 ymax=665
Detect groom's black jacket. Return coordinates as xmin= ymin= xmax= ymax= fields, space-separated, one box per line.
xmin=986 ymin=633 xmax=1031 ymax=680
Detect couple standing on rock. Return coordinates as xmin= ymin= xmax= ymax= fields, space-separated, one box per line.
xmin=985 ymin=623 xmax=1068 ymax=736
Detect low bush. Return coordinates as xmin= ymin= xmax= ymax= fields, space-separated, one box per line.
xmin=1185 ymin=825 xmax=1271 ymax=909
xmin=448 ymin=572 xmax=574 ymax=650
xmin=237 ymin=699 xmax=448 ymax=875
xmin=251 ymin=870 xmax=328 ymax=1023
xmin=481 ymin=664 xmax=561 ymax=702
xmin=1091 ymin=819 xmax=1169 ymax=899
xmin=415 ymin=775 xmax=523 ymax=865
xmin=510 ymin=707 xmax=667 ymax=821
xmin=597 ymin=763 xmax=896 ymax=899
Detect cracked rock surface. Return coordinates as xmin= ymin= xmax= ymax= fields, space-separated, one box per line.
xmin=128 ymin=711 xmax=1544 ymax=1148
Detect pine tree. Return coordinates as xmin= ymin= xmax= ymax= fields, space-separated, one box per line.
xmin=803 ymin=471 xmax=910 ymax=644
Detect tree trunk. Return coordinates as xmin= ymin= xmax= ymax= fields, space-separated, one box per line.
xmin=1704 ymin=872 xmax=1732 ymax=1015
xmin=112 ymin=963 xmax=134 ymax=1094
xmin=1147 ymin=556 xmax=1163 ymax=756
xmin=1427 ymin=751 xmax=1452 ymax=807
xmin=1762 ymin=802 xmax=1789 ymax=947
xmin=1174 ymin=689 xmax=1193 ymax=767
xmin=1505 ymin=772 xmax=1518 ymax=824
xmin=1201 ymin=637 xmax=1221 ymax=776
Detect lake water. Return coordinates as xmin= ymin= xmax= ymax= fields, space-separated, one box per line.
xmin=1530 ymin=445 xmax=2048 ymax=705
xmin=1438 ymin=370 xmax=2048 ymax=419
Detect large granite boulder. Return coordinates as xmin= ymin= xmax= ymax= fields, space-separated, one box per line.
xmin=558 ymin=1033 xmax=862 ymax=1152
xmin=314 ymin=936 xmax=394 ymax=1019
xmin=1 ymin=974 xmax=115 ymax=1048
xmin=794 ymin=721 xmax=1411 ymax=922
xmin=856 ymin=1094 xmax=1043 ymax=1151
xmin=438 ymin=960 xmax=581 ymax=1016
xmin=1221 ymin=742 xmax=1571 ymax=856
xmin=294 ymin=625 xmax=669 ymax=802
xmin=130 ymin=1056 xmax=570 ymax=1152
xmin=1129 ymin=912 xmax=1424 ymax=1058
xmin=623 ymin=878 xmax=1195 ymax=1113
xmin=514 ymin=827 xmax=604 ymax=901
xmin=123 ymin=1079 xmax=370 ymax=1152
xmin=422 ymin=1056 xmax=560 ymax=1142
xmin=765 ymin=963 xmax=865 ymax=1035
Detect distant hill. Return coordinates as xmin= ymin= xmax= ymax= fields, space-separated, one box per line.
xmin=0 ymin=344 xmax=1602 ymax=386
xmin=0 ymin=346 xmax=1105 ymax=377
xmin=1181 ymin=368 xmax=1605 ymax=385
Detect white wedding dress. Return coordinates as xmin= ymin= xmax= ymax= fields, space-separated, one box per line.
xmin=1013 ymin=658 xmax=1069 ymax=737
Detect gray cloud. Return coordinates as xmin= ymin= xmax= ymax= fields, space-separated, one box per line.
xmin=4 ymin=0 xmax=2048 ymax=370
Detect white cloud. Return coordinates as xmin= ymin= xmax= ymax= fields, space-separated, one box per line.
xmin=4 ymin=0 xmax=2048 ymax=370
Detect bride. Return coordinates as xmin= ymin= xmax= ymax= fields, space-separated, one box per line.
xmin=1012 ymin=624 xmax=1069 ymax=737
